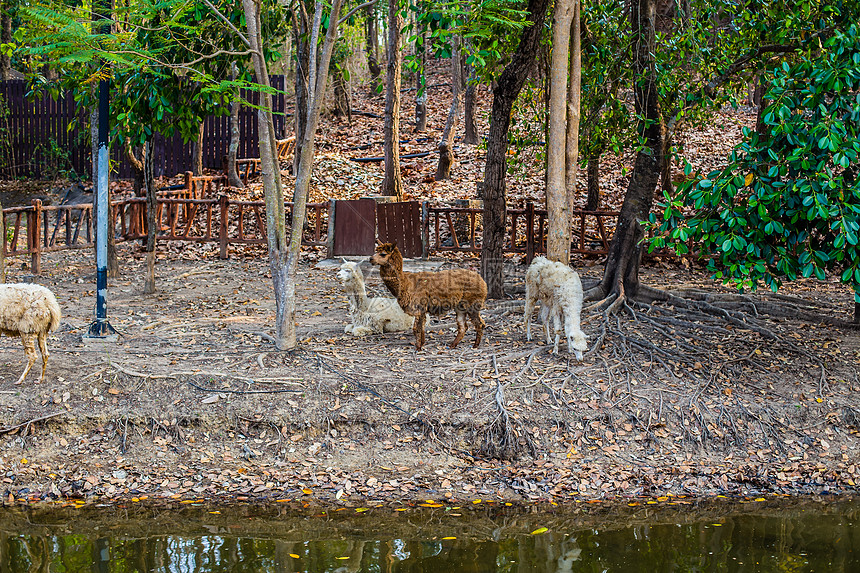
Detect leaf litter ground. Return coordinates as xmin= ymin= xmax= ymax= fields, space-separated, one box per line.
xmin=0 ymin=71 xmax=859 ymax=508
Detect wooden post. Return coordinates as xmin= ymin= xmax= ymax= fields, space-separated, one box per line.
xmin=31 ymin=199 xmax=42 ymax=275
xmin=219 ymin=194 xmax=229 ymax=259
xmin=525 ymin=201 xmax=535 ymax=265
xmin=184 ymin=171 xmax=194 ymax=199
xmin=421 ymin=201 xmax=430 ymax=259
xmin=326 ymin=199 xmax=336 ymax=259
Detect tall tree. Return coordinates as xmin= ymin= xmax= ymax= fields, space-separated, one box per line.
xmin=364 ymin=2 xmax=381 ymax=95
xmin=480 ymin=0 xmax=551 ymax=298
xmin=545 ymin=0 xmax=574 ymax=262
xmin=434 ymin=34 xmax=462 ymax=181
xmin=242 ymin=0 xmax=343 ymax=348
xmin=584 ymin=0 xmax=661 ymax=307
xmin=381 ymin=0 xmax=403 ymax=198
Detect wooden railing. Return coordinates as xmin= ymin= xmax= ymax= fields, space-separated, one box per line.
xmin=2 ymin=197 xmax=330 ymax=272
xmin=3 ymin=195 xmax=671 ymax=274
xmin=425 ymin=201 xmax=620 ymax=261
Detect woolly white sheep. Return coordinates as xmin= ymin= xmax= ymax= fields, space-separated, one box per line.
xmin=524 ymin=256 xmax=587 ymax=359
xmin=337 ymin=260 xmax=414 ymax=336
xmin=0 ymin=283 xmax=61 ymax=384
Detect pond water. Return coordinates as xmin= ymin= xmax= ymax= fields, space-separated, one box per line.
xmin=0 ymin=497 xmax=857 ymax=572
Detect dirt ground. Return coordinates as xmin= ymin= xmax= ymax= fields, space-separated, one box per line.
xmin=0 ymin=240 xmax=858 ymax=508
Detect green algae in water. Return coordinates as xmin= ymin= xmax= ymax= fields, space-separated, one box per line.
xmin=0 ymin=497 xmax=857 ymax=571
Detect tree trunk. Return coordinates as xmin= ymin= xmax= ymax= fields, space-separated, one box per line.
xmin=435 ymin=36 xmax=462 ymax=181
xmin=191 ymin=123 xmax=204 ymax=176
xmin=480 ymin=0 xmax=552 ymax=298
xmin=333 ymin=69 xmax=352 ymax=123
xmin=365 ymin=3 xmax=381 ymax=95
xmin=245 ymin=0 xmax=343 ymax=349
xmin=585 ymin=150 xmax=601 ymax=210
xmin=292 ymin=6 xmax=310 ymax=177
xmin=545 ymin=0 xmax=574 ymax=263
xmin=0 ymin=5 xmax=11 ymax=80
xmin=414 ymin=29 xmax=427 ymax=132
xmin=143 ymin=139 xmax=157 ymax=294
xmin=126 ymin=143 xmax=145 ymax=196
xmin=590 ymin=0 xmax=663 ymax=303
xmin=226 ymin=82 xmax=244 ymax=189
xmin=565 ymin=1 xmax=582 ymax=216
xmin=463 ymin=76 xmax=479 ymax=144
xmin=381 ymin=0 xmax=403 ymax=198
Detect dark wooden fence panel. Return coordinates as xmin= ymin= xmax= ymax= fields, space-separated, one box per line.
xmin=377 ymin=201 xmax=423 ymax=258
xmin=332 ymin=198 xmax=377 ymax=256
xmin=0 ymin=77 xmax=289 ymax=180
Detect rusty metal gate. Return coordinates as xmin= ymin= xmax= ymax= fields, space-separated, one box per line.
xmin=332 ymin=198 xmax=377 ymax=256
xmin=377 ymin=201 xmax=423 ymax=258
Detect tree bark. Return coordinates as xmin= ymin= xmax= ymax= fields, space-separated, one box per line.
xmin=565 ymin=0 xmax=582 ymax=216
xmin=413 ymin=29 xmax=427 ymax=132
xmin=191 ymin=123 xmax=204 ymax=176
xmin=590 ymin=0 xmax=664 ymax=303
xmin=333 ymin=69 xmax=352 ymax=122
xmin=381 ymin=0 xmax=403 ymax=198
xmin=545 ymin=0 xmax=574 ymax=263
xmin=292 ymin=5 xmax=310 ymax=177
xmin=0 ymin=4 xmax=11 ymax=80
xmin=365 ymin=3 xmax=381 ymax=95
xmin=480 ymin=0 xmax=552 ymax=298
xmin=435 ymin=36 xmax=462 ymax=181
xmin=463 ymin=72 xmax=479 ymax=144
xmin=143 ymin=139 xmax=157 ymax=294
xmin=227 ymin=96 xmax=244 ymax=188
xmin=585 ymin=150 xmax=601 ymax=210
xmin=245 ymin=0 xmax=343 ymax=349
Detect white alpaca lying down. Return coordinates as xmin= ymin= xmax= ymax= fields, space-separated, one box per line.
xmin=337 ymin=260 xmax=414 ymax=336
xmin=524 ymin=256 xmax=587 ymax=359
xmin=0 ymin=283 xmax=62 ymax=383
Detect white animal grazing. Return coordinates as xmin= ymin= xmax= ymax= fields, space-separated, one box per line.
xmin=0 ymin=283 xmax=61 ymax=384
xmin=337 ymin=260 xmax=414 ymax=336
xmin=524 ymin=256 xmax=587 ymax=359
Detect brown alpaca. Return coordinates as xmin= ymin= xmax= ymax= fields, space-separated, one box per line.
xmin=370 ymin=243 xmax=487 ymax=350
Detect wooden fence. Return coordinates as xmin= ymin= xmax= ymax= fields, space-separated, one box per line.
xmin=0 ymin=76 xmax=289 ymax=179
xmin=424 ymin=201 xmax=620 ymax=261
xmin=1 ymin=182 xmax=659 ymax=273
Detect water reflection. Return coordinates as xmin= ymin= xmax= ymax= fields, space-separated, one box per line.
xmin=0 ymin=498 xmax=857 ymax=572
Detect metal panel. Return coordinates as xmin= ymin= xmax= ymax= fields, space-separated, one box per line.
xmin=332 ymin=198 xmax=377 ymax=256
xmin=377 ymin=201 xmax=422 ymax=258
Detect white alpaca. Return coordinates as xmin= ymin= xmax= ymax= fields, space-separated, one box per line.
xmin=524 ymin=256 xmax=587 ymax=359
xmin=337 ymin=260 xmax=414 ymax=336
xmin=0 ymin=283 xmax=61 ymax=384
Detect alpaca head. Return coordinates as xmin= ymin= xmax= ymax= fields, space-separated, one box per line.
xmin=369 ymin=242 xmax=401 ymax=268
xmin=566 ymin=325 xmax=588 ymax=360
xmin=337 ymin=260 xmax=363 ymax=287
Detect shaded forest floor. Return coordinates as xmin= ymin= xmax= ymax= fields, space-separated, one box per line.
xmin=1 ymin=67 xmax=859 ymax=508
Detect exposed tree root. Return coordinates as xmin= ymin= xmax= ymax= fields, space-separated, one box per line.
xmin=547 ymin=279 xmax=859 ymax=455
xmin=479 ymin=378 xmax=537 ymax=460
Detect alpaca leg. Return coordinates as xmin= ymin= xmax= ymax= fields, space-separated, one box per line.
xmin=413 ymin=313 xmax=426 ymax=350
xmin=540 ymin=304 xmax=553 ymax=345
xmin=38 ymin=332 xmax=50 ymax=382
xmin=450 ymin=311 xmax=467 ymax=348
xmin=470 ymin=311 xmax=485 ymax=348
xmin=15 ymin=334 xmax=37 ymax=385
xmin=552 ymin=307 xmax=563 ymax=354
xmin=524 ymin=291 xmax=536 ymax=341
